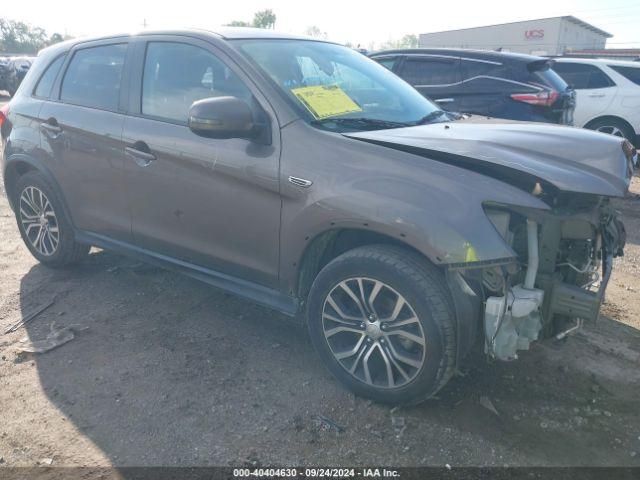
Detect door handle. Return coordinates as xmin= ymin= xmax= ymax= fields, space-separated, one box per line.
xmin=125 ymin=144 xmax=156 ymax=167
xmin=434 ymin=98 xmax=454 ymax=103
xmin=588 ymin=93 xmax=605 ymax=98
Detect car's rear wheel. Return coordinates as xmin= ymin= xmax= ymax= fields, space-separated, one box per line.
xmin=307 ymin=245 xmax=456 ymax=405
xmin=13 ymin=172 xmax=89 ymax=267
xmin=589 ymin=118 xmax=635 ymax=144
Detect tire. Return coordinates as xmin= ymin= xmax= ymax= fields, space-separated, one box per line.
xmin=13 ymin=171 xmax=89 ymax=267
xmin=588 ymin=118 xmax=635 ymax=144
xmin=307 ymin=245 xmax=456 ymax=405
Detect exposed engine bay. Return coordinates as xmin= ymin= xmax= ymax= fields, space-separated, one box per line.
xmin=345 ymin=121 xmax=634 ymax=364
xmin=480 ymin=193 xmax=626 ymax=361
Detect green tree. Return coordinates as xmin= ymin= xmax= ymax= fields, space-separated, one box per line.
xmin=378 ymin=34 xmax=419 ymax=51
xmin=400 ymin=34 xmax=418 ymax=48
xmin=226 ymin=20 xmax=251 ymax=27
xmin=48 ymin=32 xmax=66 ymax=46
xmin=304 ymin=26 xmax=326 ymax=39
xmin=0 ymin=19 xmax=70 ymax=54
xmin=252 ymin=9 xmax=276 ymax=29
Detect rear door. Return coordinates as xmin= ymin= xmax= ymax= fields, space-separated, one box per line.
xmin=458 ymin=58 xmax=510 ymax=117
xmin=121 ymin=36 xmax=281 ymax=288
xmin=39 ymin=39 xmax=132 ymax=241
xmin=553 ymin=62 xmax=617 ymax=127
xmin=396 ymin=55 xmax=463 ymax=110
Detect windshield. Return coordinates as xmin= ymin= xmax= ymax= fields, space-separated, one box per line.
xmin=234 ymin=39 xmax=445 ymax=131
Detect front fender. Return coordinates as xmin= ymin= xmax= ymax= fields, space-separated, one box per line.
xmin=278 ymin=122 xmax=550 ymax=293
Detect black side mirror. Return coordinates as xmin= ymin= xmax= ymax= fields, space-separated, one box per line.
xmin=188 ymin=96 xmax=259 ymax=140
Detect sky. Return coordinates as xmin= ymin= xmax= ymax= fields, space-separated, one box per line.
xmin=3 ymin=0 xmax=640 ymax=49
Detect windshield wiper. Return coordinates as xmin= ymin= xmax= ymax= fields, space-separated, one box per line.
xmin=413 ymin=110 xmax=449 ymax=125
xmin=311 ymin=117 xmax=410 ymax=130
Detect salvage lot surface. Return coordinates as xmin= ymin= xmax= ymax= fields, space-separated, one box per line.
xmin=1 ymin=92 xmax=640 ymax=468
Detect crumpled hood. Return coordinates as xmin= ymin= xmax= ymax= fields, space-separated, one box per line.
xmin=344 ymin=118 xmax=631 ymax=197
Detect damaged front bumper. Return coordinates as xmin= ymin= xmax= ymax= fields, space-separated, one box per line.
xmin=448 ymin=202 xmax=626 ymax=362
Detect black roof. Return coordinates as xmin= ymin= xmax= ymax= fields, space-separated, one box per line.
xmin=369 ymin=48 xmax=547 ymax=64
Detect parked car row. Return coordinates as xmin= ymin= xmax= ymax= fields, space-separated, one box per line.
xmin=0 ymin=30 xmax=634 ymax=404
xmin=370 ymin=48 xmax=640 ymax=146
xmin=0 ymin=56 xmax=35 ymax=97
xmin=370 ymin=49 xmax=576 ymax=126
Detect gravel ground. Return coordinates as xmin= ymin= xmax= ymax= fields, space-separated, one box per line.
xmin=1 ymin=93 xmax=640 ymax=469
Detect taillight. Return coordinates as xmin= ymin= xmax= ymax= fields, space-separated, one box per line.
xmin=510 ymin=90 xmax=559 ymax=106
xmin=0 ymin=103 xmax=9 ymax=129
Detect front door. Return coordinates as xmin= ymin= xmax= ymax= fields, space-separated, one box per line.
xmin=122 ymin=38 xmax=281 ymax=288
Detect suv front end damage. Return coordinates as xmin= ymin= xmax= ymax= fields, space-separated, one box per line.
xmin=346 ymin=122 xmax=633 ymax=364
xmin=477 ymin=194 xmax=625 ymax=361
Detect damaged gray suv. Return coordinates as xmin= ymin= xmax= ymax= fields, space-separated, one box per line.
xmin=1 ymin=29 xmax=633 ymax=404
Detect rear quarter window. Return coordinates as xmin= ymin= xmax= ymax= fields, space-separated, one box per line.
xmin=33 ymin=54 xmax=66 ymax=98
xmin=506 ymin=60 xmax=569 ymax=91
xmin=529 ymin=67 xmax=569 ymax=91
xmin=608 ymin=65 xmax=640 ymax=86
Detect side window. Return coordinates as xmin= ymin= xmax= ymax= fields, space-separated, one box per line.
xmin=401 ymin=58 xmax=460 ymax=86
xmin=461 ymin=60 xmax=504 ymax=79
xmin=60 ymin=44 xmax=127 ymax=110
xmin=33 ymin=54 xmax=66 ymax=98
xmin=608 ymin=65 xmax=640 ymax=86
xmin=376 ymin=57 xmax=398 ymax=71
xmin=142 ymin=42 xmax=253 ymax=123
xmin=587 ymin=69 xmax=614 ymax=89
xmin=553 ymin=63 xmax=614 ymax=90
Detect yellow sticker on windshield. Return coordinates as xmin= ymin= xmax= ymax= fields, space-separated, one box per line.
xmin=291 ymin=85 xmax=362 ymax=119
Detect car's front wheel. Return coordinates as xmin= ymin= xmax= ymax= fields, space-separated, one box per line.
xmin=307 ymin=245 xmax=456 ymax=405
xmin=13 ymin=172 xmax=89 ymax=267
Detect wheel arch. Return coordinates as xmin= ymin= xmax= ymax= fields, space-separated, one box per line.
xmin=295 ymin=227 xmax=432 ymax=302
xmin=3 ymin=154 xmax=75 ymax=227
xmin=294 ymin=227 xmax=483 ymax=368
xmin=583 ymin=115 xmax=637 ymax=141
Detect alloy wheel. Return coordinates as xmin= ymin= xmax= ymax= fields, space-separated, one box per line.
xmin=322 ymin=277 xmax=426 ymax=389
xmin=19 ymin=186 xmax=60 ymax=256
xmin=596 ymin=125 xmax=624 ymax=137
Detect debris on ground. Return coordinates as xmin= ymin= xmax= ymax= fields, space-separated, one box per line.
xmin=479 ymin=395 xmax=500 ymax=416
xmin=39 ymin=458 xmax=53 ymax=466
xmin=4 ymin=300 xmax=55 ymax=334
xmin=313 ymin=414 xmax=345 ymax=433
xmin=390 ymin=406 xmax=407 ymax=439
xmin=18 ymin=324 xmax=87 ymax=354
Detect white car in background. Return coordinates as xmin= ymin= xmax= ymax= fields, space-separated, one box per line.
xmin=554 ymin=58 xmax=640 ymax=147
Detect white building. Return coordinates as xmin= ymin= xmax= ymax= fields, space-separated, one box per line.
xmin=419 ymin=16 xmax=612 ymax=56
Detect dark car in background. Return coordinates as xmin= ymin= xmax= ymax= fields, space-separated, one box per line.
xmin=0 ymin=56 xmax=10 ymax=94
xmin=370 ymin=49 xmax=575 ymax=125
xmin=0 ymin=56 xmax=35 ymax=97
